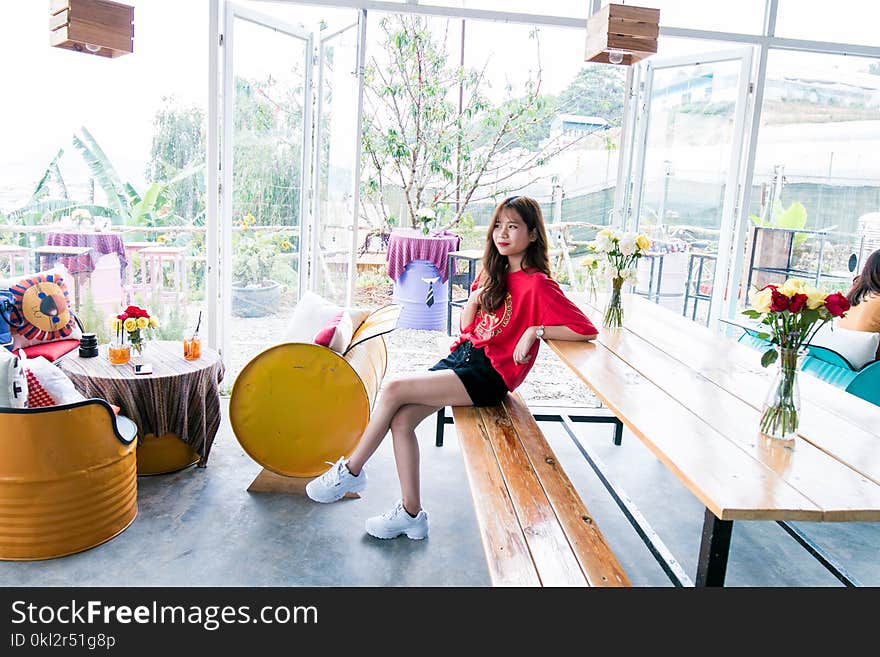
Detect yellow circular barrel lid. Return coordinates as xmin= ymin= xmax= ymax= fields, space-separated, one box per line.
xmin=230 ymin=343 xmax=370 ymax=478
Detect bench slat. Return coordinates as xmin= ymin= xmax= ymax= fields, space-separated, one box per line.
xmin=476 ymin=403 xmax=588 ymax=587
xmin=453 ymin=405 xmax=540 ymax=586
xmin=503 ymin=394 xmax=631 ymax=586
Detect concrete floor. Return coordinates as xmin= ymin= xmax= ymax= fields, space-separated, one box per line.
xmin=2 ymin=398 xmax=877 ymax=587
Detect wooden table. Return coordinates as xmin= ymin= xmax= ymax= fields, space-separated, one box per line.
xmin=59 ymin=340 xmax=225 ymax=474
xmin=546 ymin=293 xmax=880 ymax=586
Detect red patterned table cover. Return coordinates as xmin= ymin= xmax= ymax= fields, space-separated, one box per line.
xmin=386 ymin=228 xmax=461 ymax=283
xmin=45 ymin=231 xmax=128 ymax=284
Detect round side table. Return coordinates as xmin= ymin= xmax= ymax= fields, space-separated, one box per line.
xmin=59 ymin=340 xmax=225 ymax=475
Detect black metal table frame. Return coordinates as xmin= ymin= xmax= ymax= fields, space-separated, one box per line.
xmin=434 ymin=404 xmax=860 ymax=587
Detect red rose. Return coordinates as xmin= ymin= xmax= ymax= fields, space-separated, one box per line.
xmin=116 ymin=313 xmax=127 ymax=320
xmin=788 ymin=293 xmax=807 ymax=313
xmin=824 ymin=292 xmax=850 ymax=318
xmin=770 ymin=289 xmax=790 ymax=312
xmin=759 ymin=284 xmax=778 ymax=291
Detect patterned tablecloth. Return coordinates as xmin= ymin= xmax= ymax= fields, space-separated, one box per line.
xmin=45 ymin=231 xmax=128 ymax=284
xmin=59 ymin=340 xmax=225 ymax=465
xmin=386 ymin=228 xmax=461 ymax=283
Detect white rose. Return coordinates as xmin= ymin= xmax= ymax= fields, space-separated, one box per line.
xmin=416 ymin=207 xmax=435 ymax=219
xmin=619 ymin=233 xmax=637 ymax=257
xmin=602 ymin=265 xmax=620 ymax=280
xmin=595 ymin=233 xmax=614 ymax=252
xmin=622 ymin=268 xmax=639 ymax=284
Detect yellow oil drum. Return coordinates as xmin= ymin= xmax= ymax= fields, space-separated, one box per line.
xmin=230 ymin=305 xmax=399 ymax=478
xmin=136 ymin=433 xmax=200 ymax=476
xmin=0 ymin=400 xmax=138 ymax=560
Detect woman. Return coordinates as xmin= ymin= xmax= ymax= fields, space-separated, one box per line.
xmin=838 ymin=248 xmax=880 ymax=361
xmin=305 ymin=196 xmax=598 ymax=539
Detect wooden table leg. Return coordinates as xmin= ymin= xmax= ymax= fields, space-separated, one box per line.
xmin=695 ymin=507 xmax=733 ymax=587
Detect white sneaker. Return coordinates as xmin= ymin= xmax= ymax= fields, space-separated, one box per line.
xmin=365 ymin=500 xmax=429 ymax=540
xmin=305 ymin=458 xmax=366 ymax=503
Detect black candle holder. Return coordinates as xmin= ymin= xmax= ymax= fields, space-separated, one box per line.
xmin=79 ymin=333 xmax=98 ymax=358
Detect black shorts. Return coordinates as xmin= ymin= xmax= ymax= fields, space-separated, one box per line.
xmin=429 ymin=340 xmax=509 ymax=407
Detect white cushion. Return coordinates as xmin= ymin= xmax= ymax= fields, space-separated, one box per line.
xmin=284 ymin=291 xmax=369 ymax=354
xmin=18 ymin=353 xmax=86 ymax=407
xmin=809 ymin=320 xmax=880 ymax=370
xmin=0 ymin=348 xmax=28 ymax=408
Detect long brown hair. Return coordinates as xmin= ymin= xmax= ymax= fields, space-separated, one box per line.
xmin=480 ymin=196 xmax=550 ymax=314
xmin=848 ymin=249 xmax=880 ymax=306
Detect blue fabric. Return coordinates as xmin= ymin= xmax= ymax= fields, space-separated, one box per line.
xmin=0 ymin=289 xmax=23 ymax=350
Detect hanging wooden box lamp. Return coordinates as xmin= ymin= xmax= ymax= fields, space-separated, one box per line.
xmin=585 ymin=3 xmax=660 ymax=66
xmin=49 ymin=0 xmax=134 ymax=58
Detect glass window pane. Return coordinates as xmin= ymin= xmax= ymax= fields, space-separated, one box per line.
xmin=0 ymin=0 xmax=207 ymax=350
xmin=745 ymin=50 xmax=880 ymax=296
xmin=602 ymin=0 xmax=765 ymax=35
xmin=421 ymin=1 xmax=588 ymax=19
xmin=776 ymin=0 xmax=880 ymax=46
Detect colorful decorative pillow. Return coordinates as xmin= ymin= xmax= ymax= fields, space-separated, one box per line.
xmin=7 ymin=270 xmax=82 ymax=349
xmin=285 ymin=291 xmax=369 ymax=354
xmin=313 ymin=311 xmax=355 ymax=354
xmin=18 ymin=353 xmax=86 ymax=408
xmin=810 ymin=320 xmax=880 ymax=370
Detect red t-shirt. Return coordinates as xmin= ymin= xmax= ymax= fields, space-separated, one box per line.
xmin=450 ymin=268 xmax=597 ymax=392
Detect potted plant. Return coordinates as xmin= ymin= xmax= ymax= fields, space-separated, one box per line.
xmin=231 ymin=214 xmax=285 ymax=318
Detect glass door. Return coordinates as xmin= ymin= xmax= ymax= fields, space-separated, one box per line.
xmin=221 ymin=4 xmax=313 ymax=376
xmin=311 ymin=17 xmax=365 ymax=306
xmin=628 ymin=48 xmax=753 ymax=327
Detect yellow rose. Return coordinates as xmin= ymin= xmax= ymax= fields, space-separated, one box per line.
xmin=149 ymin=317 xmax=158 ymax=329
xmin=805 ymin=286 xmax=826 ymax=310
xmin=109 ymin=317 xmax=122 ymax=331
xmin=136 ymin=317 xmax=149 ymax=330
xmin=281 ymin=240 xmax=291 ymax=250
xmin=636 ymin=234 xmax=651 ymax=251
xmin=749 ymin=287 xmax=773 ymax=314
xmin=779 ymin=278 xmax=806 ymax=297
xmin=583 ymin=255 xmax=598 ymax=268
xmin=597 ymin=228 xmax=613 ymax=240
xmin=123 ymin=318 xmax=137 ymax=332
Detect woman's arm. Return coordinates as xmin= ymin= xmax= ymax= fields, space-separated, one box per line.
xmin=541 ymin=325 xmax=597 ymax=341
xmin=513 ymin=325 xmax=596 ymax=364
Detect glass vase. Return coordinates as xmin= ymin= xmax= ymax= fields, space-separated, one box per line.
xmin=603 ymin=277 xmax=624 ymax=328
xmin=130 ymin=338 xmax=147 ymax=360
xmin=759 ymin=347 xmax=803 ymax=441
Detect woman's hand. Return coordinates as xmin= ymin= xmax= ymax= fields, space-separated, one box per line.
xmin=513 ymin=327 xmax=538 ymax=365
xmin=466 ymin=286 xmax=484 ymax=307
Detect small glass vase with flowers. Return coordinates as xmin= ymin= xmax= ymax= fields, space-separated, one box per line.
xmin=110 ymin=305 xmax=159 ymax=363
xmin=589 ymin=228 xmax=652 ymax=328
xmin=743 ymin=279 xmax=850 ymax=441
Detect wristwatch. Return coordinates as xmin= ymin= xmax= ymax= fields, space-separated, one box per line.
xmin=535 ymin=325 xmax=545 ymax=340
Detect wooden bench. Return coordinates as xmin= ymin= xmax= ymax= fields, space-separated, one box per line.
xmin=439 ymin=392 xmax=630 ymax=587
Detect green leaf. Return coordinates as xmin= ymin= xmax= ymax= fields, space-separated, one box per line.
xmin=761 ymin=349 xmax=778 ymax=368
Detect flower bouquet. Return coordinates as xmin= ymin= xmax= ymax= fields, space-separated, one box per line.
xmin=111 ymin=305 xmax=159 ymax=357
xmin=589 ymin=228 xmax=652 ymax=328
xmin=743 ymin=279 xmax=850 ymax=440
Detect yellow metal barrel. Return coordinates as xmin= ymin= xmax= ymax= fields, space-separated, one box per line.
xmin=0 ymin=401 xmax=138 ymax=561
xmin=230 ymin=339 xmax=387 ymax=478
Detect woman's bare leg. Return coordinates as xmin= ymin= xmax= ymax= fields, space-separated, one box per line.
xmin=389 ymin=403 xmax=442 ymax=514
xmin=346 ymin=370 xmax=471 ymax=476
